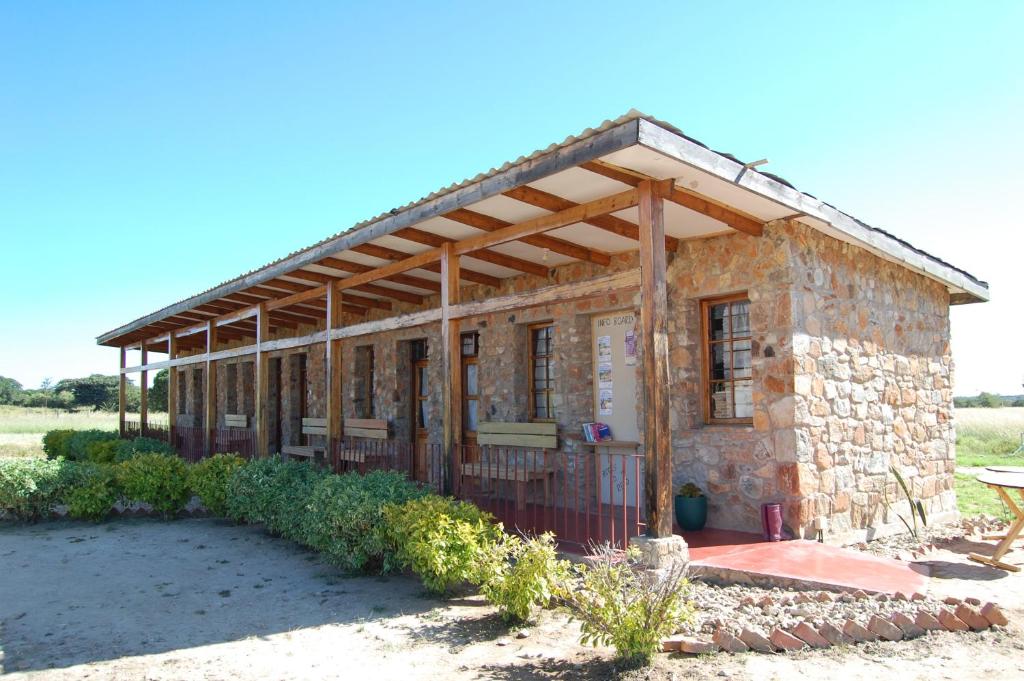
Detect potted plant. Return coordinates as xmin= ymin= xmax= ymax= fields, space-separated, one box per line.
xmin=674 ymin=482 xmax=707 ymax=531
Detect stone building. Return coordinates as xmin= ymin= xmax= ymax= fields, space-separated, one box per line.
xmin=99 ymin=112 xmax=987 ymax=546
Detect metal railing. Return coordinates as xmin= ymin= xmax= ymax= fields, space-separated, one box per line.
xmin=171 ymin=425 xmax=206 ymax=463
xmin=457 ymin=444 xmax=645 ymax=550
xmin=328 ymin=437 xmax=446 ymax=494
xmin=214 ymin=428 xmax=257 ymax=459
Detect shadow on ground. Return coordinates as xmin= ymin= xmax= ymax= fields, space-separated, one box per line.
xmin=0 ymin=517 xmax=441 ymax=674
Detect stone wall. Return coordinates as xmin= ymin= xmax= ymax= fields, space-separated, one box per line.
xmin=166 ymin=218 xmax=957 ymax=544
xmin=786 ymin=222 xmax=956 ymax=542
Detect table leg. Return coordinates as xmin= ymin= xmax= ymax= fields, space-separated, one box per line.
xmin=969 ymin=486 xmax=1024 ymax=571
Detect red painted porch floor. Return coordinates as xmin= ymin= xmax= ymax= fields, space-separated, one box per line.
xmin=683 ymin=528 xmax=930 ymax=595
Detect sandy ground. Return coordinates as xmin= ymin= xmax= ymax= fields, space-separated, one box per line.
xmin=1 ymin=519 xmax=1023 ymax=681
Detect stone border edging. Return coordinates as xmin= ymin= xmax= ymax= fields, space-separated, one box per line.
xmin=662 ymin=595 xmax=1009 ymax=655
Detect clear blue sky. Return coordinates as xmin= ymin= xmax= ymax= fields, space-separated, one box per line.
xmin=1 ymin=1 xmax=1021 ymax=395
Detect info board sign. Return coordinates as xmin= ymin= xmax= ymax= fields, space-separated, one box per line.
xmin=590 ymin=310 xmax=640 ymax=442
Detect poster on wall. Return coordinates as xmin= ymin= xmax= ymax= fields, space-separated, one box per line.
xmin=598 ymin=389 xmax=613 ymax=415
xmin=624 ymin=329 xmax=637 ymax=365
xmin=597 ymin=335 xmax=612 ymax=362
xmin=597 ymin=362 xmax=613 ymax=389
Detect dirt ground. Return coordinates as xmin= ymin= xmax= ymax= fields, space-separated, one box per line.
xmin=1 ymin=519 xmax=1023 ymax=681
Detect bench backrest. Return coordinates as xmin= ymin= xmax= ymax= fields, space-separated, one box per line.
xmin=301 ymin=417 xmax=327 ymax=436
xmin=344 ymin=418 xmax=388 ymax=440
xmin=225 ymin=414 xmax=248 ymax=429
xmin=477 ymin=421 xmax=557 ymax=449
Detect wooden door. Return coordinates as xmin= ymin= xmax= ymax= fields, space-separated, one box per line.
xmin=411 ymin=340 xmax=430 ymax=481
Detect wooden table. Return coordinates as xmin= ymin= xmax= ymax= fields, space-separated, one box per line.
xmin=968 ymin=470 xmax=1024 ymax=572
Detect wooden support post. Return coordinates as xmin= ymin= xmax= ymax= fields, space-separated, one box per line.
xmin=167 ymin=334 xmax=177 ymax=445
xmin=140 ymin=347 xmax=148 ymax=434
xmin=325 ymin=287 xmax=344 ymax=465
xmin=441 ymin=243 xmax=462 ymax=495
xmin=118 ymin=347 xmax=127 ymax=438
xmin=638 ymin=180 xmax=673 ymax=538
xmin=205 ymin=321 xmax=218 ymax=456
xmin=255 ymin=303 xmax=270 ymax=457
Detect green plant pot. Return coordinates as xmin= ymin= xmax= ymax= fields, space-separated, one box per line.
xmin=674 ymin=495 xmax=707 ymax=531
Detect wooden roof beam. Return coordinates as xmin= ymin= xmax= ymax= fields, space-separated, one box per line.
xmin=317 ymin=257 xmax=442 ymax=293
xmin=503 ymin=185 xmax=679 ymax=251
xmin=391 ymin=227 xmax=549 ymax=277
xmin=288 ymin=268 xmax=425 ymax=305
xmin=443 ymin=208 xmax=612 ymax=266
xmin=351 ymin=243 xmax=502 ymax=288
xmin=579 ymin=160 xmax=765 ymax=236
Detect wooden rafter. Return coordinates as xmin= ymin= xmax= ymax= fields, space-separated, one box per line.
xmin=579 ymin=160 xmax=764 ymax=236
xmin=287 ymin=268 xmax=425 ymax=305
xmin=443 ymin=208 xmax=611 ymax=266
xmin=318 ymin=256 xmax=441 ymax=293
xmin=392 ymin=227 xmax=548 ymax=277
xmin=351 ymin=243 xmax=501 ymax=288
xmin=503 ymin=185 xmax=679 ymax=251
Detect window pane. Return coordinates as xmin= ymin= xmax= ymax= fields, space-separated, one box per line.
xmin=419 ymin=400 xmax=428 ymax=428
xmin=418 ymin=367 xmax=429 ymax=396
xmin=534 ymin=401 xmax=548 ymax=419
xmin=710 ymin=381 xmax=732 ymax=419
xmin=711 ymin=343 xmax=730 ymax=380
xmin=466 ymin=400 xmax=478 ymax=431
xmin=731 ymin=302 xmax=750 ymax=336
xmin=733 ymin=339 xmax=752 ymax=379
xmin=710 ymin=304 xmax=728 ymax=340
xmin=735 ymin=380 xmax=753 ymax=418
xmin=466 ymin=364 xmax=478 ymax=395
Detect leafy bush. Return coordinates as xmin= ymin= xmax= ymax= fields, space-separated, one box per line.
xmin=117 ymin=453 xmax=191 ymax=517
xmin=301 ymin=470 xmax=429 ymax=572
xmin=479 ymin=532 xmax=570 ymax=623
xmin=42 ymin=429 xmax=76 ymax=459
xmin=564 ymin=545 xmax=691 ymax=663
xmin=85 ymin=439 xmax=121 ymax=464
xmin=65 ymin=463 xmax=120 ymax=521
xmin=225 ymin=458 xmax=327 ymax=541
xmin=0 ymin=458 xmax=73 ymax=520
xmin=384 ymin=495 xmax=502 ymax=594
xmin=66 ymin=430 xmax=119 ymax=461
xmin=188 ymin=454 xmax=246 ymax=517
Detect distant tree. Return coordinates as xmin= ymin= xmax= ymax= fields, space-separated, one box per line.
xmin=0 ymin=376 xmax=23 ymax=404
xmin=954 ymin=396 xmax=976 ymax=408
xmin=1014 ymin=397 xmax=1024 ymax=408
xmin=53 ymin=374 xmax=122 ymax=410
xmin=148 ymin=369 xmax=169 ymax=412
xmin=977 ymin=392 xmax=1004 ymax=408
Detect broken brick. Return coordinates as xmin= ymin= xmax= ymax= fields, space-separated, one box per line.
xmin=713 ymin=629 xmax=749 ymax=654
xmin=937 ymin=608 xmax=970 ymax=632
xmin=890 ymin=612 xmax=925 ymax=639
xmin=842 ymin=619 xmax=878 ymax=643
xmin=738 ymin=628 xmax=775 ymax=653
xmin=981 ymin=602 xmax=1009 ymax=627
xmin=678 ymin=637 xmax=716 ymax=655
xmin=791 ymin=622 xmax=830 ymax=648
xmin=818 ymin=621 xmax=852 ymax=646
xmin=770 ymin=628 xmax=806 ymax=652
xmin=867 ymin=615 xmax=903 ymax=641
xmin=914 ymin=611 xmax=943 ymax=631
xmin=954 ymin=603 xmax=991 ymax=631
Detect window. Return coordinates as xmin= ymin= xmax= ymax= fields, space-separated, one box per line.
xmin=412 ymin=339 xmax=429 ymax=433
xmin=702 ymin=295 xmax=753 ymax=423
xmin=461 ymin=332 xmax=479 ymax=436
xmin=529 ymin=324 xmax=555 ymax=421
xmin=225 ymin=363 xmax=238 ymax=414
xmin=355 ymin=345 xmax=375 ymax=418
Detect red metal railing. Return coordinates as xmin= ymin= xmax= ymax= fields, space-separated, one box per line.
xmin=143 ymin=423 xmax=169 ymax=441
xmin=214 ymin=428 xmax=256 ymax=459
xmin=172 ymin=425 xmax=206 ymax=463
xmin=457 ymin=444 xmax=645 ymax=550
xmin=123 ymin=420 xmax=141 ymax=440
xmin=329 ymin=438 xmax=446 ymax=494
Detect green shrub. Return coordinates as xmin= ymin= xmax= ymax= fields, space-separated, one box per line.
xmin=66 ymin=430 xmax=119 ymax=461
xmin=301 ymin=470 xmax=429 ymax=572
xmin=188 ymin=454 xmax=246 ymax=516
xmin=384 ymin=495 xmax=503 ymax=594
xmin=225 ymin=458 xmax=327 ymax=541
xmin=117 ymin=453 xmax=191 ymax=517
xmin=0 ymin=458 xmax=74 ymax=520
xmin=42 ymin=429 xmax=76 ymax=459
xmin=111 ymin=436 xmax=176 ymax=463
xmin=480 ymin=532 xmax=570 ymax=623
xmin=85 ymin=439 xmax=121 ymax=464
xmin=65 ymin=463 xmax=120 ymax=521
xmin=565 ymin=545 xmax=691 ymax=663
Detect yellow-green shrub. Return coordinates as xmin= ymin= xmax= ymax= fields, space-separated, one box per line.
xmin=66 ymin=463 xmax=120 ymax=521
xmin=383 ymin=495 xmax=502 ymax=594
xmin=188 ymin=454 xmax=245 ymax=516
xmin=479 ymin=532 xmax=570 ymax=623
xmin=42 ymin=429 xmax=76 ymax=460
xmin=117 ymin=453 xmax=191 ymax=517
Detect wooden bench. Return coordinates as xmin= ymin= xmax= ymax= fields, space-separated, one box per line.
xmin=462 ymin=422 xmax=557 ymax=507
xmin=224 ymin=414 xmax=248 ymax=429
xmin=337 ymin=418 xmax=388 ymax=464
xmin=281 ymin=417 xmax=327 ymax=462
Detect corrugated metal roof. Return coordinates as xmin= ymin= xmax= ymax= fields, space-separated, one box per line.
xmin=97 ymin=109 xmax=987 ymax=344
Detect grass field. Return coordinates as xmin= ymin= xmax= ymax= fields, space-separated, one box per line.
xmin=954 ymin=407 xmax=1024 ymax=467
xmin=0 ymin=406 xmax=167 ymax=458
